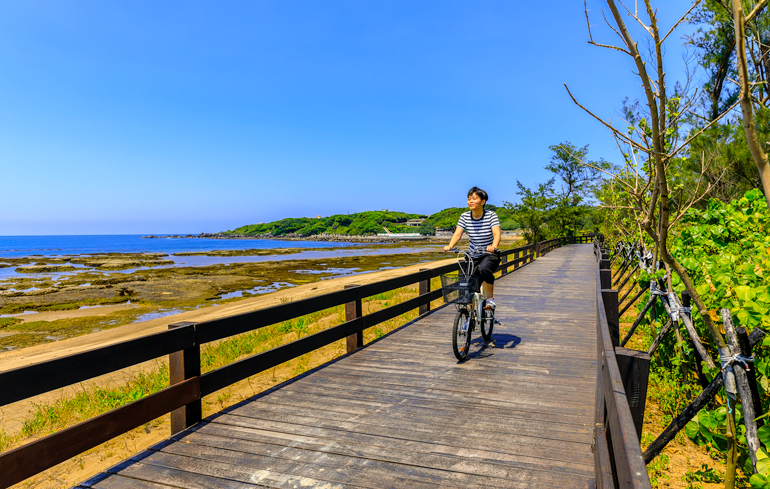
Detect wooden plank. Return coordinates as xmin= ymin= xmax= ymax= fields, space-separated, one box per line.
xmin=194 ymin=421 xmax=594 ymax=478
xmin=149 ymin=441 xmax=567 ymax=489
xmin=84 ymin=475 xmax=179 ymax=488
xmin=181 ymin=426 xmax=594 ymax=478
xmin=81 ymin=474 xmax=179 ymax=488
xmin=107 ymin=462 xmax=264 ymax=489
xmin=0 ymin=378 xmax=200 ymax=489
xmin=211 ymin=413 xmax=591 ymax=464
xmin=0 ymin=325 xmax=195 ymax=407
xmin=154 ymin=434 xmax=590 ymax=488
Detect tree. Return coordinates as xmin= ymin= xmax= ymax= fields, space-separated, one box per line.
xmin=546 ymin=142 xmax=601 ymax=235
xmin=504 ymin=180 xmax=556 ymax=244
xmin=576 ymin=0 xmax=747 ymax=481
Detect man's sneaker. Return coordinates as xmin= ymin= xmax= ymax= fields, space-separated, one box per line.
xmin=486 ymin=298 xmax=496 ymax=310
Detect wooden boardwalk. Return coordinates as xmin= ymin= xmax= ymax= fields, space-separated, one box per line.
xmin=77 ymin=244 xmax=597 ymax=489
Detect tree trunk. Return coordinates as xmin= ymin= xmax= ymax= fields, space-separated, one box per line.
xmin=732 ymin=0 xmax=770 ymax=209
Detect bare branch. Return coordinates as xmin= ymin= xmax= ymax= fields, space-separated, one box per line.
xmin=661 ymin=0 xmax=702 ymax=44
xmin=584 ymin=0 xmax=595 ymax=43
xmin=564 ymin=84 xmax=652 ymax=154
xmin=746 ymin=0 xmax=769 ymax=23
xmin=618 ymin=0 xmax=653 ymax=35
xmin=588 ymin=40 xmax=632 ymax=55
xmin=667 ymin=99 xmax=741 ymax=160
xmin=601 ymin=7 xmax=628 ymax=45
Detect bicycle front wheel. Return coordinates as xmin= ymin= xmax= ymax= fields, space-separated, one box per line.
xmin=481 ymin=307 xmax=494 ymax=341
xmin=452 ymin=307 xmax=472 ymax=361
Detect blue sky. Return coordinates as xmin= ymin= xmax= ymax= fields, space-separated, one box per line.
xmin=0 ymin=1 xmax=699 ymax=235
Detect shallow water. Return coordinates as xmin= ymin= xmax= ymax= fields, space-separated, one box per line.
xmin=0 ymin=245 xmax=442 ymax=280
xmin=0 ymin=235 xmax=368 ymax=258
xmin=218 ymin=282 xmax=296 ymax=299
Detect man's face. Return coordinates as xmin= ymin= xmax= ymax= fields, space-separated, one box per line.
xmin=468 ymin=193 xmax=485 ymax=211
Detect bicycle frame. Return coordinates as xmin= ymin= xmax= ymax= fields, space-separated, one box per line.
xmin=453 ymin=249 xmax=487 ymax=328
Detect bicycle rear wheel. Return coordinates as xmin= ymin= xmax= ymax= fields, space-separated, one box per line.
xmin=452 ymin=307 xmax=472 ymax=361
xmin=480 ymin=306 xmax=494 ymax=341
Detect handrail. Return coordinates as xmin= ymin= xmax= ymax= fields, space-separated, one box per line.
xmin=0 ymin=235 xmax=593 ymax=488
xmin=593 ymin=238 xmax=651 ymax=488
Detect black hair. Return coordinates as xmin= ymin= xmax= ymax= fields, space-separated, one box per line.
xmin=467 ymin=186 xmax=488 ymax=207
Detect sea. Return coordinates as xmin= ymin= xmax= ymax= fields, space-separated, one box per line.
xmin=0 ymin=235 xmax=363 ymax=258
xmin=0 ymin=235 xmax=439 ymax=280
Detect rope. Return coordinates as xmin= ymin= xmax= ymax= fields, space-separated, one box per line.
xmin=721 ymin=352 xmax=755 ymax=371
xmin=666 ymin=292 xmax=691 ymax=322
xmin=718 ymin=346 xmax=755 ymax=398
xmin=650 ymin=281 xmax=667 ymax=296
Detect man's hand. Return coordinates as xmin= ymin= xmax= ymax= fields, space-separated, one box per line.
xmin=443 ymin=245 xmax=452 ymax=252
xmin=486 ymin=245 xmax=497 ymax=253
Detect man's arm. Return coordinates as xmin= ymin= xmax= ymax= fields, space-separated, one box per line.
xmin=487 ymin=226 xmax=501 ymax=252
xmin=444 ymin=227 xmax=464 ymax=251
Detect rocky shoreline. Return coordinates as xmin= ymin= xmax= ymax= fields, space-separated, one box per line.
xmin=141 ymin=232 xmax=415 ymax=243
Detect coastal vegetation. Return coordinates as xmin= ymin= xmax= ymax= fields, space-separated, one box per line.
xmin=228 ymin=210 xmax=426 ymax=236
xmin=227 ymin=206 xmax=520 ymax=237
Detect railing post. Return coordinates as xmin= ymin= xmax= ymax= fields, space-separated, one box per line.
xmin=602 ymin=289 xmax=619 ymax=347
xmin=168 ymin=322 xmax=201 ymax=435
xmin=419 ymin=269 xmax=431 ymax=315
xmin=345 ymin=284 xmax=363 ymax=352
xmin=615 ymin=347 xmax=650 ymax=441
xmin=737 ymin=326 xmax=765 ymax=428
xmin=536 ymin=242 xmax=541 ymax=258
xmin=500 ymin=254 xmax=507 ymax=276
xmin=514 ymin=250 xmax=520 ymax=269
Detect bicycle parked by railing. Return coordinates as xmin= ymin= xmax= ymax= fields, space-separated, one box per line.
xmin=442 ymin=248 xmax=497 ymax=361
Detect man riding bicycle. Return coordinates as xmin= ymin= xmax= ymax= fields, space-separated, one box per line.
xmin=443 ymin=186 xmax=501 ymax=310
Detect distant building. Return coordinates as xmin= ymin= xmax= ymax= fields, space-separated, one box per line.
xmin=405 ymin=218 xmax=426 ymax=227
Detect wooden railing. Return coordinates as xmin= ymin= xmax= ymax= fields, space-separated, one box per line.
xmin=592 ymin=238 xmax=652 ymax=488
xmin=0 ymin=236 xmax=593 ymax=488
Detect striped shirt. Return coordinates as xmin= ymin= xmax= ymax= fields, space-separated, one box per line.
xmin=457 ymin=210 xmax=500 ymax=256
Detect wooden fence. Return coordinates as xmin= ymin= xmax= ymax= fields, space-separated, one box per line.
xmin=593 ymin=239 xmax=652 ymax=488
xmin=0 ymin=235 xmax=594 ymax=488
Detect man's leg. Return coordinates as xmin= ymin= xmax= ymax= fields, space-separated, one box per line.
xmin=482 ymin=280 xmax=494 ymax=299
xmin=478 ymin=254 xmax=500 ymax=308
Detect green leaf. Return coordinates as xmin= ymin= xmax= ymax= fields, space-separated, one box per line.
xmin=696 ymin=283 xmax=710 ymax=297
xmin=735 ymin=285 xmax=754 ymax=301
xmin=700 ymin=411 xmax=717 ymax=431
xmin=750 ymin=473 xmax=770 ymax=488
xmin=685 ymin=420 xmax=700 ymax=441
xmin=712 ymin=432 xmax=728 ymax=452
xmin=759 ymin=425 xmax=770 ymax=447
xmin=758 ymin=448 xmax=770 ymax=476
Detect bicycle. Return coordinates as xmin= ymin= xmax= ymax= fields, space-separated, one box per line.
xmin=441 ymin=248 xmax=497 ymax=361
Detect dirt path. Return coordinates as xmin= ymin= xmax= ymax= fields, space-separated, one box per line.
xmin=0 ymin=258 xmax=456 ymax=434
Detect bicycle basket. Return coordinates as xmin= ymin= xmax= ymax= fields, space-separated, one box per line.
xmin=440 ymin=273 xmax=478 ymax=304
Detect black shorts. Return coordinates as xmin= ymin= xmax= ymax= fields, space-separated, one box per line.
xmin=472 ymin=252 xmax=501 ymax=285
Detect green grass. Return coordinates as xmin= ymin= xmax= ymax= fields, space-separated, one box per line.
xmin=0 ymin=297 xmax=133 ymax=315
xmin=0 ymin=317 xmax=21 ymax=329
